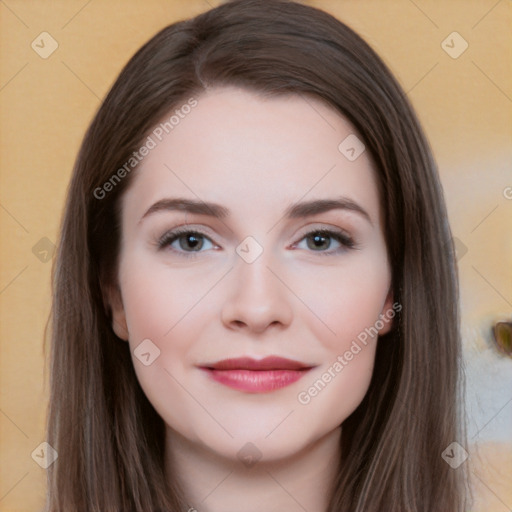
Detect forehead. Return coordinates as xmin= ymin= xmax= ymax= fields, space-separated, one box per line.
xmin=120 ymin=86 xmax=381 ymax=229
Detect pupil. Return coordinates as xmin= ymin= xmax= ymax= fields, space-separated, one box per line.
xmin=181 ymin=234 xmax=202 ymax=251
xmin=177 ymin=232 xmax=332 ymax=252
xmin=308 ymin=233 xmax=330 ymax=250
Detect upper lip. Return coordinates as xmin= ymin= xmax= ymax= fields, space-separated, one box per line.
xmin=200 ymin=356 xmax=314 ymax=371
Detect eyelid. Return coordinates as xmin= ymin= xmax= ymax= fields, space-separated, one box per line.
xmin=290 ymin=225 xmax=357 ymax=254
xmin=292 ymin=222 xmax=353 ymax=242
xmin=156 ymin=222 xmax=357 ymax=256
xmin=157 ymin=223 xmax=216 ymax=241
xmin=156 ymin=224 xmax=219 ymax=249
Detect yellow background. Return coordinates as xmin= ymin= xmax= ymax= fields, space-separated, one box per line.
xmin=0 ymin=1 xmax=510 ymax=510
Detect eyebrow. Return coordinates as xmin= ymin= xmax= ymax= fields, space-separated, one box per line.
xmin=139 ymin=196 xmax=373 ymax=225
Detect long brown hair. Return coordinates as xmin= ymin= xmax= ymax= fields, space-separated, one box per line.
xmin=46 ymin=0 xmax=469 ymax=510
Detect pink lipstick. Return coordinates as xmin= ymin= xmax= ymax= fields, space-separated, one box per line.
xmin=199 ymin=356 xmax=314 ymax=393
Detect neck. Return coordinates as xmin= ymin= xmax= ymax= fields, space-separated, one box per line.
xmin=165 ymin=426 xmax=341 ymax=512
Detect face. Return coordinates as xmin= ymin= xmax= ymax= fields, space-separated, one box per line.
xmin=108 ymin=86 xmax=394 ymax=462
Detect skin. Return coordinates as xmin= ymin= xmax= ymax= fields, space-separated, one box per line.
xmin=108 ymin=86 xmax=394 ymax=511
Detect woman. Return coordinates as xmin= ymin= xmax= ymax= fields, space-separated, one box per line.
xmin=46 ymin=0 xmax=469 ymax=510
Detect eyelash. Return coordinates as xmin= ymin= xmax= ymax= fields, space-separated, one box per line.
xmin=156 ymin=226 xmax=357 ymax=259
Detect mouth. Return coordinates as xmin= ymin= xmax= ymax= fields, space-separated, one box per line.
xmin=198 ymin=356 xmax=316 ymax=393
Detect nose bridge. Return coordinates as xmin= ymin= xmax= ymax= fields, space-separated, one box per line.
xmin=237 ymin=247 xmax=275 ymax=292
xmin=221 ymin=241 xmax=293 ymax=331
xmin=234 ymin=243 xmax=282 ymax=305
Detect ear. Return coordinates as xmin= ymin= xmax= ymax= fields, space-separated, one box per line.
xmin=104 ymin=282 xmax=129 ymax=341
xmin=377 ymin=287 xmax=395 ymax=336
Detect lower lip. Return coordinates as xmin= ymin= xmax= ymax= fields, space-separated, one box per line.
xmin=201 ymin=368 xmax=311 ymax=393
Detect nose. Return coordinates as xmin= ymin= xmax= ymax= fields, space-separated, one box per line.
xmin=220 ymin=251 xmax=293 ymax=334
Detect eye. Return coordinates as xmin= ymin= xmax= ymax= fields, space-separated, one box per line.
xmin=158 ymin=228 xmax=216 ymax=257
xmin=156 ymin=226 xmax=357 ymax=258
xmin=293 ymin=228 xmax=356 ymax=255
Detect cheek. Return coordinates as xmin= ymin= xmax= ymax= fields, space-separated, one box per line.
xmin=119 ymin=256 xmax=216 ymax=394
xmin=294 ymin=341 xmax=377 ymax=439
xmin=119 ymin=260 xmax=211 ymax=436
xmin=290 ymin=254 xmax=389 ymax=428
xmin=289 ymin=253 xmax=391 ymax=352
xmin=120 ymin=253 xmax=216 ymax=344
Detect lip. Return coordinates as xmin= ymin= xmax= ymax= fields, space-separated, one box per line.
xmin=198 ymin=356 xmax=315 ymax=393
